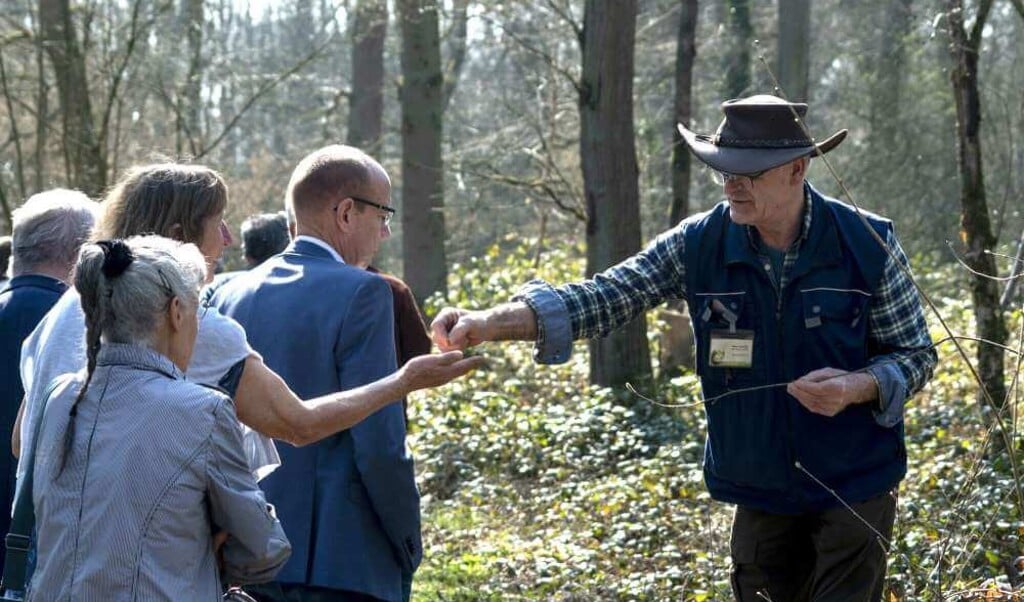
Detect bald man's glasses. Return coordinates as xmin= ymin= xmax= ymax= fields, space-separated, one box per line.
xmin=350 ymin=197 xmax=395 ymax=226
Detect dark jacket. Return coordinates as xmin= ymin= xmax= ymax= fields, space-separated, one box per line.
xmin=683 ymin=185 xmax=904 ymax=514
xmin=0 ymin=275 xmax=66 ymax=566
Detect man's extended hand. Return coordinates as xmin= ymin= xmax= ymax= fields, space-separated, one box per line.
xmin=430 ymin=308 xmax=493 ymax=351
xmin=399 ymin=350 xmax=487 ymax=390
xmin=786 ymin=368 xmax=878 ymax=417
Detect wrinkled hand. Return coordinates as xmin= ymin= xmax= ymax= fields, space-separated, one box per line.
xmin=400 ymin=350 xmax=487 ymax=391
xmin=787 ymin=367 xmax=873 ymax=417
xmin=430 ymin=308 xmax=491 ymax=352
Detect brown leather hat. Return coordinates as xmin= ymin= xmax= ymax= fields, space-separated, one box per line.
xmin=678 ymin=94 xmax=847 ymax=175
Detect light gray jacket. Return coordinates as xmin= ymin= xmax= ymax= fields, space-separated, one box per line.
xmin=28 ymin=344 xmax=291 ymax=602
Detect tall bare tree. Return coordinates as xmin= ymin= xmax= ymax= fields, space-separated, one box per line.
xmin=776 ymin=0 xmax=810 ymax=101
xmin=669 ymin=0 xmax=698 ymax=227
xmin=580 ymin=0 xmax=651 ymax=387
xmin=348 ymin=0 xmax=387 ymax=154
xmin=398 ymin=0 xmax=447 ymax=305
xmin=179 ymin=0 xmax=205 ymax=156
xmin=868 ymin=0 xmax=914 ymax=150
xmin=722 ymin=0 xmax=751 ymax=98
xmin=441 ymin=0 xmax=469 ymax=111
xmin=945 ymin=0 xmax=1007 ymax=407
xmin=39 ymin=0 xmax=106 ymax=195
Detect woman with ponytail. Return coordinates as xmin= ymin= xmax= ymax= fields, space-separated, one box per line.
xmin=28 ymin=236 xmax=290 ymax=601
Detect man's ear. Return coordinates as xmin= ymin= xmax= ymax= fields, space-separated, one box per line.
xmin=789 ymin=157 xmax=809 ymax=184
xmin=167 ymin=296 xmax=186 ymax=333
xmin=334 ymin=197 xmax=356 ymax=232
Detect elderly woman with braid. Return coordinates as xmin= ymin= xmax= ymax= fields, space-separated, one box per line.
xmin=15 ymin=163 xmax=483 ymax=478
xmin=28 ymin=236 xmax=291 ymax=601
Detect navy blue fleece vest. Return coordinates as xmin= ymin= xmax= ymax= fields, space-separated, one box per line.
xmin=683 ymin=183 xmax=906 ymax=514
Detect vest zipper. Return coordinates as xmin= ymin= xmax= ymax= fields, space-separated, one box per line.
xmin=761 ymin=254 xmax=795 ymax=494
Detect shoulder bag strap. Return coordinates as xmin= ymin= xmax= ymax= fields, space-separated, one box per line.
xmin=1 ymin=375 xmax=71 ymax=595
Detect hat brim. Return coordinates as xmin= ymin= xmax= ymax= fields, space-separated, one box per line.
xmin=677 ymin=123 xmax=847 ymax=175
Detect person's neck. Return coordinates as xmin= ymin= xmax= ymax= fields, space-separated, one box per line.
xmin=756 ymin=190 xmax=805 ymax=251
xmin=296 ymin=228 xmax=343 ymax=257
xmin=13 ymin=262 xmax=71 ymax=284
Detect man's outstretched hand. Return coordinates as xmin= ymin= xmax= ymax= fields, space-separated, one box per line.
xmin=430 ymin=308 xmax=492 ymax=352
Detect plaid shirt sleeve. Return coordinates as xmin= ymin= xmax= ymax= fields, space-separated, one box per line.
xmin=865 ymin=226 xmax=937 ymax=427
xmin=514 ymin=223 xmax=690 ymax=364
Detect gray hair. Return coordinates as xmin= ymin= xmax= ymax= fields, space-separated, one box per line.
xmin=75 ymin=235 xmax=207 ymax=353
xmin=11 ymin=189 xmax=99 ymax=277
xmin=62 ymin=235 xmax=206 ymax=473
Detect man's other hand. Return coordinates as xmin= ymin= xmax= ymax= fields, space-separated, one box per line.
xmin=787 ymin=368 xmax=878 ymax=417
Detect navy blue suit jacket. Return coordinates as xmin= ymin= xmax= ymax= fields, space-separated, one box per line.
xmin=210 ymin=240 xmax=420 ymax=602
xmin=0 ymin=275 xmax=67 ymax=565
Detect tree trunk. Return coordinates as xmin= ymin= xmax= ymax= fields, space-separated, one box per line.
xmin=180 ymin=0 xmax=205 ymax=156
xmin=868 ymin=0 xmax=913 ymax=147
xmin=669 ymin=0 xmax=698 ymax=227
xmin=776 ymin=0 xmax=810 ymax=101
xmin=722 ymin=0 xmax=751 ymax=98
xmin=580 ymin=0 xmax=651 ymax=387
xmin=39 ymin=0 xmax=106 ymax=196
xmin=946 ymin=0 xmax=1007 ymax=407
xmin=34 ymin=14 xmax=48 ymax=193
xmin=348 ymin=0 xmax=387 ymax=154
xmin=398 ymin=0 xmax=447 ymax=306
xmin=441 ymin=0 xmax=469 ymax=111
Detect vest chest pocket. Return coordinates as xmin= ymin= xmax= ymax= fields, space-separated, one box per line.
xmin=693 ymin=291 xmax=763 ymax=386
xmin=798 ymin=288 xmax=872 ymax=368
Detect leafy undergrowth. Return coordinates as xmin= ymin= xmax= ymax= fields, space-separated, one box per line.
xmin=408 ymin=237 xmax=1024 ymax=601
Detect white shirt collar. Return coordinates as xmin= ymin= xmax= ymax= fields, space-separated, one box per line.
xmin=295 ymin=235 xmax=345 ymax=264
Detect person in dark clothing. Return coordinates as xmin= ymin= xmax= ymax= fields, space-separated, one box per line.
xmin=0 ymin=189 xmax=98 ymax=566
xmin=367 ymin=267 xmax=432 ymax=426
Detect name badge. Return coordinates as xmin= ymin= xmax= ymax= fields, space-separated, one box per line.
xmin=708 ymin=329 xmax=755 ymax=368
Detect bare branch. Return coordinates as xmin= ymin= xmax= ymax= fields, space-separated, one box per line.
xmin=98 ymin=0 xmax=167 ymax=149
xmin=0 ymin=49 xmax=27 ymax=200
xmin=476 ymin=13 xmax=582 ymax=96
xmin=195 ymin=37 xmax=334 ymax=160
xmin=541 ymin=0 xmax=582 ymax=47
xmin=967 ymin=0 xmax=994 ymax=46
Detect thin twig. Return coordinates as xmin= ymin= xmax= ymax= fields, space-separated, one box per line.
xmin=946 ymin=240 xmax=1024 ymax=282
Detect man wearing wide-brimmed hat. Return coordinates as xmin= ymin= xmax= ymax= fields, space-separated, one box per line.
xmin=430 ymin=94 xmax=936 ymax=601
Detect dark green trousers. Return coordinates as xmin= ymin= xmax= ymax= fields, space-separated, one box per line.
xmin=730 ymin=491 xmax=897 ymax=602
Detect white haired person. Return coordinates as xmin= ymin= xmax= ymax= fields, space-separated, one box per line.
xmin=0 ymin=189 xmax=98 ymax=568
xmin=27 ymin=236 xmax=290 ymax=601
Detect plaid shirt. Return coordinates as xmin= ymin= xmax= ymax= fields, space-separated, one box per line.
xmin=516 ymin=186 xmax=936 ymax=427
